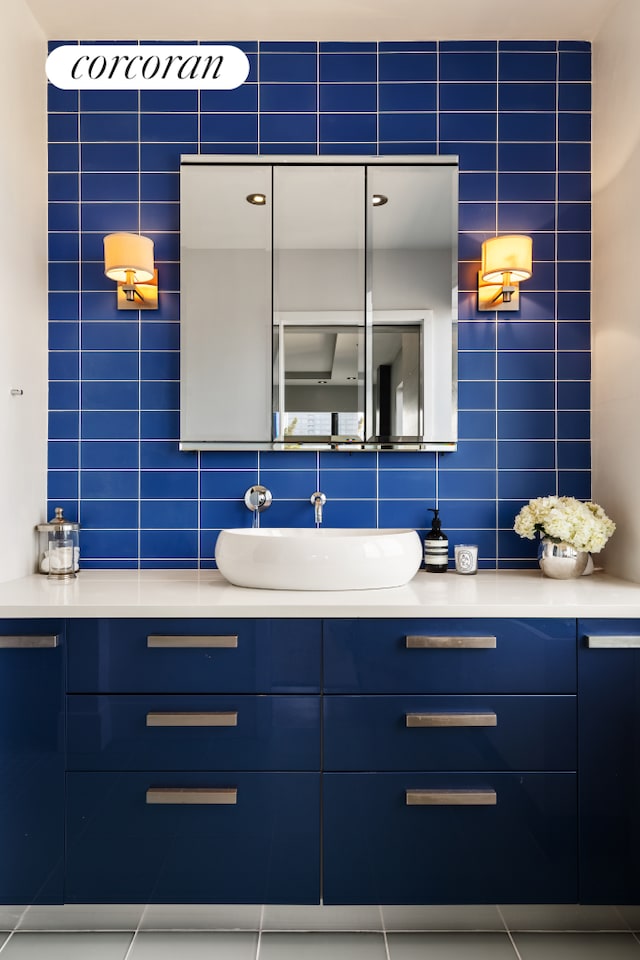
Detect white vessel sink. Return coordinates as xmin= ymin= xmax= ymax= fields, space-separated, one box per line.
xmin=215 ymin=528 xmax=422 ymax=591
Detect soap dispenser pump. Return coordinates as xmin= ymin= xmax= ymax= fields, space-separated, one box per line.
xmin=424 ymin=508 xmax=448 ymax=573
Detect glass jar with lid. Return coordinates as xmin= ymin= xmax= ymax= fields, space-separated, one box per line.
xmin=36 ymin=507 xmax=80 ymax=579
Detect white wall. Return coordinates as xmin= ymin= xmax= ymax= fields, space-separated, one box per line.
xmin=592 ymin=0 xmax=640 ymax=580
xmin=0 ymin=0 xmax=47 ymax=580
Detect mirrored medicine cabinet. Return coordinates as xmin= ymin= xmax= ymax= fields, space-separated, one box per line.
xmin=179 ymin=155 xmax=458 ymax=452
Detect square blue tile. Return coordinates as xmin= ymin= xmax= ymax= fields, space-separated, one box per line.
xmin=558 ymin=440 xmax=591 ymax=470
xmin=48 ymin=440 xmax=79 ymax=469
xmin=48 ymin=469 xmax=78 ymax=501
xmin=458 ymin=411 xmax=496 ymax=439
xmin=558 ymin=322 xmax=590 ymax=350
xmin=458 ymin=203 xmax=496 ymax=231
xmin=458 ymin=351 xmax=496 ymax=380
xmin=557 ymin=203 xmax=591 ymax=231
xmin=558 ymin=261 xmax=591 ymax=291
xmin=559 ymin=52 xmax=592 ymax=81
xmin=557 ymin=232 xmax=591 ymax=261
xmin=140 ymin=351 xmax=180 ymax=381
xmin=559 ymin=113 xmax=591 ymax=142
xmin=458 ymin=381 xmax=496 ymax=410
xmin=558 ymin=470 xmax=591 ymax=499
xmin=557 ymin=291 xmax=591 ymax=320
xmin=459 ymin=173 xmax=496 ymax=202
xmin=319 ymin=53 xmax=377 ymax=83
xmin=559 ymin=83 xmax=591 ymax=111
xmin=49 ymin=174 xmax=79 ymax=202
xmin=49 ymin=261 xmax=79 ymax=291
xmin=48 ymin=85 xmax=79 ymax=112
xmin=49 ymin=322 xmax=79 ymax=351
xmin=49 ymin=381 xmax=79 ymax=409
xmin=49 ymin=203 xmax=79 ymax=231
xmin=557 ymin=351 xmax=591 ymax=380
xmin=49 ymin=351 xmax=79 ymax=379
xmin=49 ymin=113 xmax=79 ymax=142
xmin=558 ymin=173 xmax=591 ymax=202
xmin=48 ymin=143 xmax=79 ymax=172
xmin=49 ymin=411 xmax=79 ymax=440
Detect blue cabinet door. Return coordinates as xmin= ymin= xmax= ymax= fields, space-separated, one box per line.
xmin=323 ymin=772 xmax=577 ymax=904
xmin=578 ymin=619 xmax=640 ymax=903
xmin=66 ymin=771 xmax=320 ymax=903
xmin=0 ymin=620 xmax=65 ymax=904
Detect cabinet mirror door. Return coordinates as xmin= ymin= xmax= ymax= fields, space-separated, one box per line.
xmin=273 ymin=165 xmax=366 ymax=445
xmin=180 ymin=164 xmax=272 ymax=445
xmin=367 ymin=164 xmax=458 ymax=447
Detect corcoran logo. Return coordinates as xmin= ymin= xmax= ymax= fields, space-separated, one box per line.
xmin=46 ymin=44 xmax=250 ymax=90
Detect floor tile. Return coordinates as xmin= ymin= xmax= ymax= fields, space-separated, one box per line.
xmin=0 ymin=932 xmax=133 ymax=959
xmin=259 ymin=932 xmax=387 ymax=960
xmin=128 ymin=931 xmax=258 ymax=960
xmin=382 ymin=905 xmax=504 ymax=931
xmin=386 ymin=932 xmax=518 ymax=960
xmin=500 ymin=905 xmax=629 ymax=931
xmin=0 ymin=909 xmax=26 ymax=933
xmin=512 ymin=932 xmax=640 ymax=959
xmin=618 ymin=907 xmax=640 ymax=930
xmin=262 ymin=905 xmax=382 ymax=931
xmin=17 ymin=905 xmax=143 ymax=931
xmin=139 ymin=905 xmax=261 ymax=931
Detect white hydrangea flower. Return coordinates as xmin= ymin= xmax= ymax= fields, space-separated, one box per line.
xmin=513 ymin=495 xmax=615 ymax=554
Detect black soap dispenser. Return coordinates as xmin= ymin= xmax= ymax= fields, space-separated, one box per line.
xmin=424 ymin=508 xmax=449 ymax=573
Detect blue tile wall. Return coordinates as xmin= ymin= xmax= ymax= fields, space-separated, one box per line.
xmin=47 ymin=40 xmax=591 ymax=570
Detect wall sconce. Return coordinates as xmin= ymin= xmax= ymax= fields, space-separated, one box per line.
xmin=103 ymin=233 xmax=158 ymax=310
xmin=478 ymin=234 xmax=533 ymax=312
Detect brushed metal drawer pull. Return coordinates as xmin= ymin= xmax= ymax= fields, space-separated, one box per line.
xmin=406 ymin=712 xmax=497 ymax=728
xmin=146 ymin=787 xmax=237 ymax=805
xmin=406 ymin=789 xmax=497 ymax=806
xmin=147 ymin=635 xmax=238 ymax=649
xmin=586 ymin=635 xmax=640 ymax=649
xmin=146 ymin=711 xmax=238 ymax=727
xmin=405 ymin=635 xmax=497 ymax=649
xmin=0 ymin=635 xmax=59 ymax=649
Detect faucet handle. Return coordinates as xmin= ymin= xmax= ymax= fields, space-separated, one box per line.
xmin=244 ymin=485 xmax=272 ymax=513
xmin=310 ymin=492 xmax=327 ymax=507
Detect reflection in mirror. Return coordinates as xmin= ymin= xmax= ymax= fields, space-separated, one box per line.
xmin=371 ymin=323 xmax=423 ymax=441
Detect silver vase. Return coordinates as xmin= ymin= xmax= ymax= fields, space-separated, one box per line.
xmin=538 ymin=538 xmax=589 ymax=579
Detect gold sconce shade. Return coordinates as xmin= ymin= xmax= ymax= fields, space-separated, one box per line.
xmin=478 ymin=234 xmax=533 ymax=311
xmin=103 ymin=233 xmax=158 ymax=309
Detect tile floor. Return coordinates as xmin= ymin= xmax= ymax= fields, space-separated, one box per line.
xmin=1 ymin=906 xmax=640 ymax=959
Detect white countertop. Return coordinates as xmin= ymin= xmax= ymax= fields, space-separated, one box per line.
xmin=0 ymin=568 xmax=639 ymax=618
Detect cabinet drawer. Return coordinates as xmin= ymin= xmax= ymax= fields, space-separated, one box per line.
xmin=67 ymin=695 xmax=320 ymax=771
xmin=324 ymin=695 xmax=576 ymax=771
xmin=323 ymin=772 xmax=577 ymax=904
xmin=66 ymin=771 xmax=320 ymax=903
xmin=324 ymin=619 xmax=576 ymax=693
xmin=67 ymin=619 xmax=321 ymax=693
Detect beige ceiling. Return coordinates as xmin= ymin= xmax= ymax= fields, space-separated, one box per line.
xmin=25 ymin=0 xmax=616 ymax=41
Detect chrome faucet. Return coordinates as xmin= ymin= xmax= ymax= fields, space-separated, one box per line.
xmin=244 ymin=485 xmax=272 ymax=528
xmin=310 ymin=491 xmax=327 ymax=527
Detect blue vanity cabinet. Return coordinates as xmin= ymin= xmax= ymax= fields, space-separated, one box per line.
xmin=65 ymin=618 xmax=322 ymax=904
xmin=0 ymin=620 xmax=65 ymax=904
xmin=578 ymin=619 xmax=640 ymax=903
xmin=323 ymin=618 xmax=578 ymax=904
